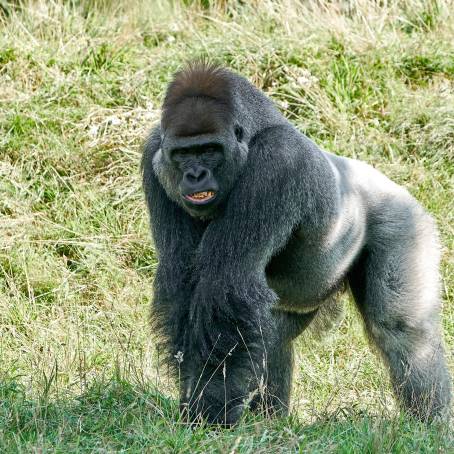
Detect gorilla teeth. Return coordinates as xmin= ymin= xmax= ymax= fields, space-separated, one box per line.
xmin=189 ymin=191 xmax=214 ymax=200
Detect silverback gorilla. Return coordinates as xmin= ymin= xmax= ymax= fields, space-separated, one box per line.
xmin=141 ymin=61 xmax=452 ymax=425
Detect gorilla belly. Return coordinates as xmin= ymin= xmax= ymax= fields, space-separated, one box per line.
xmin=266 ymin=208 xmax=365 ymax=312
xmin=266 ymin=240 xmax=340 ymax=312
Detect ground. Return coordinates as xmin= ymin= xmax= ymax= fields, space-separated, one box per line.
xmin=0 ymin=1 xmax=453 ymax=452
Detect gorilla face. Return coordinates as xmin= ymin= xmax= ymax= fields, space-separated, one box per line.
xmin=172 ymin=144 xmax=223 ymax=205
xmin=150 ymin=63 xmax=250 ymax=219
xmin=153 ymin=126 xmax=248 ymax=219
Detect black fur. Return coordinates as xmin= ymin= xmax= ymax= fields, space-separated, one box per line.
xmin=142 ymin=62 xmax=452 ymax=425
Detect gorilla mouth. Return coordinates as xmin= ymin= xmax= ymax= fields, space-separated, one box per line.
xmin=184 ymin=191 xmax=216 ymax=204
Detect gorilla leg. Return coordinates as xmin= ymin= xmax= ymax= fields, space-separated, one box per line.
xmin=179 ymin=355 xmax=252 ymax=426
xmin=249 ymin=310 xmax=318 ymax=416
xmin=349 ymin=212 xmax=452 ymax=420
xmin=249 ymin=341 xmax=294 ymax=417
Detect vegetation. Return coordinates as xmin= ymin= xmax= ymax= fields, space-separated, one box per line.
xmin=1 ymin=1 xmax=453 ymax=452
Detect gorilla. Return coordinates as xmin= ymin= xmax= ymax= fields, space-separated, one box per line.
xmin=141 ymin=61 xmax=452 ymax=425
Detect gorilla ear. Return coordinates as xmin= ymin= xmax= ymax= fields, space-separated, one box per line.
xmin=234 ymin=125 xmax=244 ymax=142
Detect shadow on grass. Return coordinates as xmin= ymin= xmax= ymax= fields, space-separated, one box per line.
xmin=0 ymin=378 xmax=452 ymax=453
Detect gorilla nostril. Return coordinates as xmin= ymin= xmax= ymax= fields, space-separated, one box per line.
xmin=185 ymin=167 xmax=209 ymax=185
xmin=186 ymin=172 xmax=196 ymax=183
xmin=196 ymin=169 xmax=208 ymax=182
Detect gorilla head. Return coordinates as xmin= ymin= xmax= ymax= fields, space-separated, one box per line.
xmin=152 ymin=63 xmax=248 ymax=218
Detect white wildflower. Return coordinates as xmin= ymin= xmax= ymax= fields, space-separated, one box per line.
xmin=295 ymin=68 xmax=318 ymax=88
xmin=280 ymin=100 xmax=289 ymax=110
xmin=174 ymin=351 xmax=184 ymax=364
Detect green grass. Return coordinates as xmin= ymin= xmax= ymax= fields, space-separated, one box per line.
xmin=0 ymin=0 xmax=453 ymax=452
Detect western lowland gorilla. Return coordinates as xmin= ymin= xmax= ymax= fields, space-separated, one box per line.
xmin=141 ymin=61 xmax=452 ymax=425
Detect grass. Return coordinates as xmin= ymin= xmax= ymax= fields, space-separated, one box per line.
xmin=0 ymin=0 xmax=453 ymax=452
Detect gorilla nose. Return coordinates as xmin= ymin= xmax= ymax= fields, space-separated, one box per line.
xmin=183 ymin=167 xmax=210 ymax=187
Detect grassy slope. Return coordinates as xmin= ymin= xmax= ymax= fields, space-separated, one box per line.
xmin=0 ymin=0 xmax=453 ymax=452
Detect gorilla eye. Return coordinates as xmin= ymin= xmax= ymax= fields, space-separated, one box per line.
xmin=234 ymin=125 xmax=244 ymax=142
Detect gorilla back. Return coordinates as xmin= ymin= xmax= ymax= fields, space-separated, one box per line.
xmin=142 ymin=62 xmax=452 ymax=425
